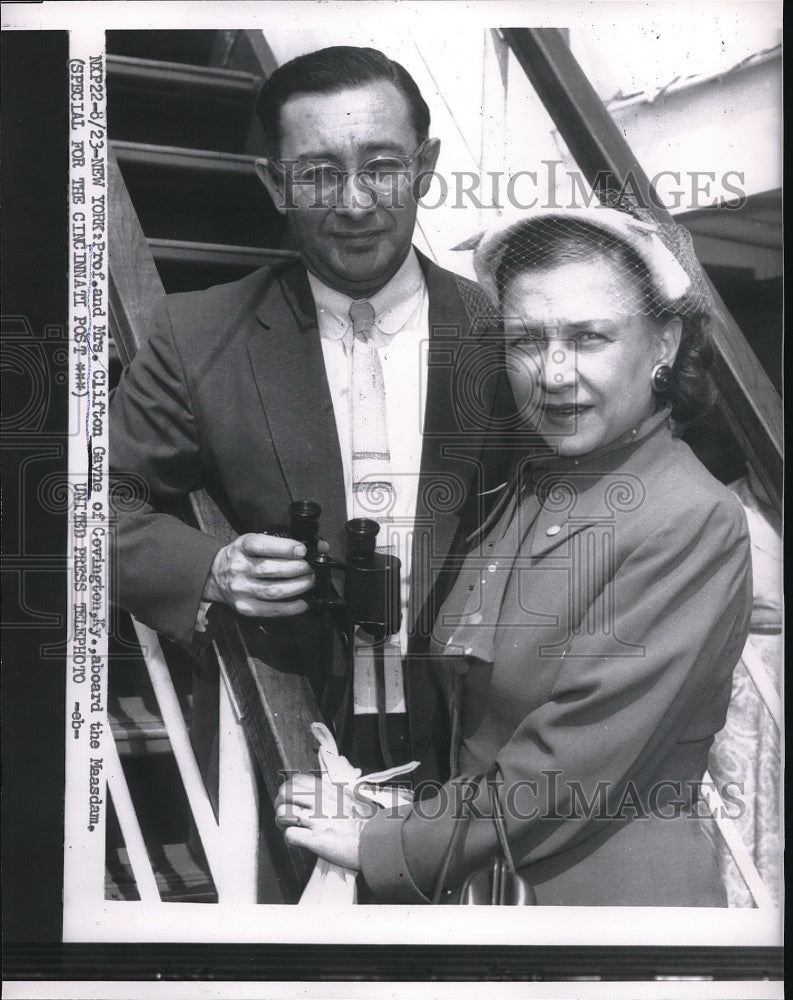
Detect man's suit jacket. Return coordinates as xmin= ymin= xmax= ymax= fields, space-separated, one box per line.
xmin=110 ymin=249 xmax=514 ymax=726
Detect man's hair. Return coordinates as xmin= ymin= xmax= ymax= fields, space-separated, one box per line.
xmin=255 ymin=45 xmax=431 ymax=155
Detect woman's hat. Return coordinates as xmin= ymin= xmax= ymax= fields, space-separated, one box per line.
xmin=462 ymin=205 xmax=709 ymax=314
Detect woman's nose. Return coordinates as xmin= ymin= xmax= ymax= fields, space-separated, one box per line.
xmin=539 ymin=340 xmax=576 ymax=390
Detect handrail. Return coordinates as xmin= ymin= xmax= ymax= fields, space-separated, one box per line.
xmin=502 ymin=28 xmax=782 ymax=514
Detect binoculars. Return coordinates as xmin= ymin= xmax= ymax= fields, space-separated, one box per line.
xmin=284 ymin=500 xmax=401 ymax=639
xmin=269 ymin=501 xmax=401 ymax=757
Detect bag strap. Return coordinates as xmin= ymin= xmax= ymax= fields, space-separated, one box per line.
xmin=430 ymin=783 xmax=473 ymax=904
xmin=430 ymin=766 xmax=516 ymax=903
xmin=487 ymin=769 xmax=517 ymax=874
xmin=449 ymin=670 xmax=462 ymax=780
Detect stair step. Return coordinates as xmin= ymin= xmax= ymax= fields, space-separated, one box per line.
xmin=113 ymin=141 xmax=284 ymax=247
xmin=149 ymin=238 xmax=299 ymax=292
xmin=106 ymin=842 xmax=216 ymax=902
xmin=113 ymin=140 xmax=261 ymax=176
xmin=108 ymin=694 xmax=191 ymax=756
xmin=108 ymin=55 xmax=262 ymax=153
xmin=108 ymin=620 xmax=195 ymax=756
xmin=108 ymin=54 xmax=261 ymax=96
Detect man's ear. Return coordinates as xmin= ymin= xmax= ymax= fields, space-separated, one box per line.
xmin=655 ymin=315 xmax=683 ymax=367
xmin=255 ymin=157 xmax=287 ymax=216
xmin=414 ymin=138 xmax=441 ymax=199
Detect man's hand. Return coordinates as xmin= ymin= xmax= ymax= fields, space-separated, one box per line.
xmin=203 ymin=533 xmax=320 ymax=618
xmin=275 ymin=773 xmax=377 ymax=870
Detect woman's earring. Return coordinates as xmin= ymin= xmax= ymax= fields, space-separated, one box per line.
xmin=651 ymin=363 xmax=673 ymax=394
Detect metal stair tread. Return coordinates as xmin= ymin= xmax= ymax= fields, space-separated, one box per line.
xmin=106 ymin=842 xmax=216 ymax=902
xmin=108 ymin=694 xmax=192 ymax=754
xmin=113 ymin=139 xmax=259 ymax=172
xmin=149 ymin=237 xmax=299 ymax=263
xmin=107 ymin=53 xmax=262 ymax=93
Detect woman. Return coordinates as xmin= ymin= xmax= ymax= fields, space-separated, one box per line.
xmin=276 ymin=206 xmax=752 ymax=906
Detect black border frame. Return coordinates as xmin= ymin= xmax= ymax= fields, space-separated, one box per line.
xmin=1 ymin=24 xmax=783 ymax=985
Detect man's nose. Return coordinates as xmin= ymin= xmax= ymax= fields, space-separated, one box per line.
xmin=334 ymin=171 xmax=377 ymax=218
xmin=539 ymin=339 xmax=576 ymax=390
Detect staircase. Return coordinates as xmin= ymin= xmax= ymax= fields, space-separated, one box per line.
xmin=104 ymin=29 xmax=285 ymax=903
xmin=105 ymin=30 xmax=290 ymax=381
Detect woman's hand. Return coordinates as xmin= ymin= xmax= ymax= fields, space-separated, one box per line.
xmin=275 ymin=773 xmax=377 ymax=870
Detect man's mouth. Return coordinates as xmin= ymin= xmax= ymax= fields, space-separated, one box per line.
xmin=331 ymin=229 xmax=385 ymax=241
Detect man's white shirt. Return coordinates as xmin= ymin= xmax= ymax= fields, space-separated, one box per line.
xmin=308 ymin=250 xmax=429 ymax=713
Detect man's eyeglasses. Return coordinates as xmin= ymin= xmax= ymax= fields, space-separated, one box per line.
xmin=274 ymin=140 xmax=428 ymax=202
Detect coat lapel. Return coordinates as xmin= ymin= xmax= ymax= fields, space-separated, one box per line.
xmin=246 ymin=261 xmax=348 ymax=550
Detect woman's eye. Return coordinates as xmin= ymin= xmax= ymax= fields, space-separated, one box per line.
xmin=507 ymin=331 xmax=543 ymax=348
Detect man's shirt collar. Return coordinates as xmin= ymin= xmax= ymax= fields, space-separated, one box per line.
xmin=307 ymin=249 xmax=425 ymax=340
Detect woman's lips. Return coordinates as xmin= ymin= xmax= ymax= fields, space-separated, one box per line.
xmin=539 ymin=403 xmax=594 ymax=426
xmin=541 ymin=403 xmax=591 ymax=416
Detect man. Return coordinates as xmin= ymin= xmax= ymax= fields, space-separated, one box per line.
xmin=111 ymin=46 xmax=512 ymax=774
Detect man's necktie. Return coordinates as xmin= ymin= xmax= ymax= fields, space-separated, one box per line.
xmin=347 ymin=300 xmax=402 ymax=758
xmin=348 ymin=299 xmax=395 ymax=525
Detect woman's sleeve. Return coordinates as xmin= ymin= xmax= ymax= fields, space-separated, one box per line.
xmin=359 ymin=493 xmax=752 ymax=902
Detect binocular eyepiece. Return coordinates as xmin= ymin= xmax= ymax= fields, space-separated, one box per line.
xmin=285 ymin=500 xmax=401 ymax=638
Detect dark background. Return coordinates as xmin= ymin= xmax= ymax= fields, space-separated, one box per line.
xmin=2 ymin=30 xmax=69 ymax=944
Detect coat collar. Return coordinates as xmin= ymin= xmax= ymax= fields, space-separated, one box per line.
xmin=528 ymin=409 xmax=673 ymax=558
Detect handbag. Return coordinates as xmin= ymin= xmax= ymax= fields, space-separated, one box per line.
xmin=432 ymin=770 xmax=537 ymax=905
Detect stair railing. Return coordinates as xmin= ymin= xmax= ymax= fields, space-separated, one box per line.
xmin=107 ymin=618 xmax=261 ymax=902
xmin=108 ymin=144 xmax=320 ymax=906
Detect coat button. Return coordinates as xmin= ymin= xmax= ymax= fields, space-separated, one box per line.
xmin=546 ymin=524 xmax=562 ymax=536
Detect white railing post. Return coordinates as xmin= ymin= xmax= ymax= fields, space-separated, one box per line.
xmin=104 ymin=736 xmax=161 ymax=902
xmin=217 ymin=672 xmax=260 ymax=903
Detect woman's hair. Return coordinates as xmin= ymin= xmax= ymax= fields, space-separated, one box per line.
xmin=256 ymin=46 xmax=430 ymax=156
xmin=494 ymin=216 xmax=716 ymax=423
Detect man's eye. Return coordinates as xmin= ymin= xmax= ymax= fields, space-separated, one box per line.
xmin=295 ymin=164 xmax=342 ymax=186
xmin=361 ymin=159 xmax=406 ymax=183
